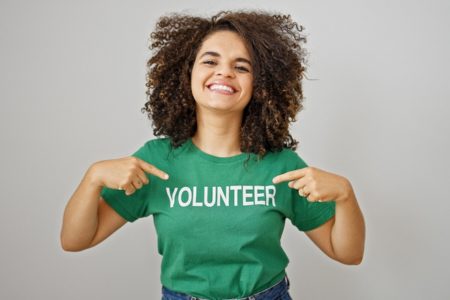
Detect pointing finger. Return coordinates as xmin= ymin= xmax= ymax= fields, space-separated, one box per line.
xmin=272 ymin=169 xmax=306 ymax=184
xmin=136 ymin=159 xmax=169 ymax=180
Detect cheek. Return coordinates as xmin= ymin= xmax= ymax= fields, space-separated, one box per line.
xmin=190 ymin=66 xmax=198 ymax=82
xmin=192 ymin=68 xmax=210 ymax=86
xmin=190 ymin=71 xmax=203 ymax=91
xmin=243 ymin=79 xmax=253 ymax=95
xmin=190 ymin=69 xmax=207 ymax=100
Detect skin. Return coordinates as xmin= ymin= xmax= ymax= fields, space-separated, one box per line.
xmin=273 ymin=167 xmax=366 ymax=264
xmin=190 ymin=30 xmax=253 ymax=157
xmin=60 ymin=157 xmax=168 ymax=251
xmin=62 ymin=29 xmax=365 ymax=266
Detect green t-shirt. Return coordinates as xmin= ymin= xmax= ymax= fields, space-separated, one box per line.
xmin=100 ymin=137 xmax=336 ymax=299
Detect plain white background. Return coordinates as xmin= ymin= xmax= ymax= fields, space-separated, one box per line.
xmin=1 ymin=0 xmax=449 ymax=299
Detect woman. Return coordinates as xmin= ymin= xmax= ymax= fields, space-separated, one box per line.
xmin=60 ymin=10 xmax=365 ymax=300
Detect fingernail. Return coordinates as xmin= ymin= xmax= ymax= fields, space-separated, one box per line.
xmin=164 ymin=174 xmax=169 ymax=180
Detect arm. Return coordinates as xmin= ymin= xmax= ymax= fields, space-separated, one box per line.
xmin=305 ymin=180 xmax=365 ymax=265
xmin=273 ymin=168 xmax=365 ymax=265
xmin=60 ymin=164 xmax=126 ymax=252
xmin=60 ymin=156 xmax=168 ymax=252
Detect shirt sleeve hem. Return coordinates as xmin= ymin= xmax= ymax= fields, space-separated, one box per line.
xmin=296 ymin=206 xmax=336 ymax=232
xmin=102 ymin=194 xmax=138 ymax=223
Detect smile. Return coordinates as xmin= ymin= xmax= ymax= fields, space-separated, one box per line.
xmin=207 ymin=84 xmax=237 ymax=95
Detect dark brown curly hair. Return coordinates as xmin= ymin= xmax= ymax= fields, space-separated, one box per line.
xmin=142 ymin=9 xmax=309 ymax=159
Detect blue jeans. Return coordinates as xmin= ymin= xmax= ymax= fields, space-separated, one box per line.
xmin=161 ymin=274 xmax=292 ymax=300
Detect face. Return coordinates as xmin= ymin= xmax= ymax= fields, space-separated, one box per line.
xmin=190 ymin=30 xmax=254 ymax=114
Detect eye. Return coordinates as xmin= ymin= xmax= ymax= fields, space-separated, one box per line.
xmin=202 ymin=60 xmax=217 ymax=65
xmin=236 ymin=66 xmax=250 ymax=72
xmin=201 ymin=60 xmax=251 ymax=73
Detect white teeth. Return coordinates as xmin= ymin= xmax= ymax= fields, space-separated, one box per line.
xmin=209 ymin=84 xmax=234 ymax=93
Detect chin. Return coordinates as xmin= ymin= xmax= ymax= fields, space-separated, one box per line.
xmin=197 ymin=100 xmax=243 ymax=113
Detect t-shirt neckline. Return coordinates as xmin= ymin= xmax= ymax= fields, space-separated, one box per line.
xmin=186 ymin=137 xmax=249 ymax=163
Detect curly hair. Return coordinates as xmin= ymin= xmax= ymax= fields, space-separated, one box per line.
xmin=142 ymin=9 xmax=309 ymax=159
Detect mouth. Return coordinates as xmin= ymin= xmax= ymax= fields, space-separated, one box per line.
xmin=206 ymin=83 xmax=237 ymax=95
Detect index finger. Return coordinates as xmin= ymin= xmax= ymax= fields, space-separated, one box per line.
xmin=137 ymin=159 xmax=169 ymax=180
xmin=272 ymin=168 xmax=306 ymax=184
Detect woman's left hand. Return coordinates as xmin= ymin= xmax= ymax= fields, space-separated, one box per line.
xmin=272 ymin=166 xmax=352 ymax=204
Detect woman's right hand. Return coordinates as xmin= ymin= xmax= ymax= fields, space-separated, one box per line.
xmin=89 ymin=157 xmax=169 ymax=196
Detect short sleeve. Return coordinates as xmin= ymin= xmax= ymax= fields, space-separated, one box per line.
xmin=100 ymin=143 xmax=152 ymax=223
xmin=289 ymin=153 xmax=336 ymax=232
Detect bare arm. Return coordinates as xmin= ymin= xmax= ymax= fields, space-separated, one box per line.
xmin=60 ymin=157 xmax=168 ymax=252
xmin=60 ymin=164 xmax=126 ymax=252
xmin=305 ymin=180 xmax=365 ymax=265
xmin=272 ymin=167 xmax=365 ymax=265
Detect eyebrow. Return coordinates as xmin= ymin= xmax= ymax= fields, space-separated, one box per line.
xmin=199 ymin=51 xmax=252 ymax=66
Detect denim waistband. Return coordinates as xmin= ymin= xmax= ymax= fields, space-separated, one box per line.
xmin=161 ymin=274 xmax=290 ymax=300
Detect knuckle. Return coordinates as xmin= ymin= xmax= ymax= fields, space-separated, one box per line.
xmin=119 ymin=181 xmax=128 ymax=188
xmin=126 ymin=171 xmax=135 ymax=179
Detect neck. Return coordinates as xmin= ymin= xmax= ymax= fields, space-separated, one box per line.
xmin=192 ymin=107 xmax=243 ymax=157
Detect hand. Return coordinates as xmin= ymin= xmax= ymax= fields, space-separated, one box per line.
xmin=272 ymin=166 xmax=351 ymax=203
xmin=88 ymin=157 xmax=169 ymax=196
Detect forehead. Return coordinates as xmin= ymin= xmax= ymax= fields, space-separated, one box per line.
xmin=197 ymin=30 xmax=251 ymax=59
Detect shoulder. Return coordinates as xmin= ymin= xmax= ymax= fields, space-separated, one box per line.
xmin=263 ymin=147 xmax=308 ymax=168
xmin=144 ymin=136 xmax=172 ymax=150
xmin=137 ymin=137 xmax=190 ymax=160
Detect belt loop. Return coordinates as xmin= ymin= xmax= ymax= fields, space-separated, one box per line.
xmin=285 ymin=274 xmax=290 ymax=288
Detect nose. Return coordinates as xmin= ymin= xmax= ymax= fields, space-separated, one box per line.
xmin=216 ymin=64 xmax=235 ymax=78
